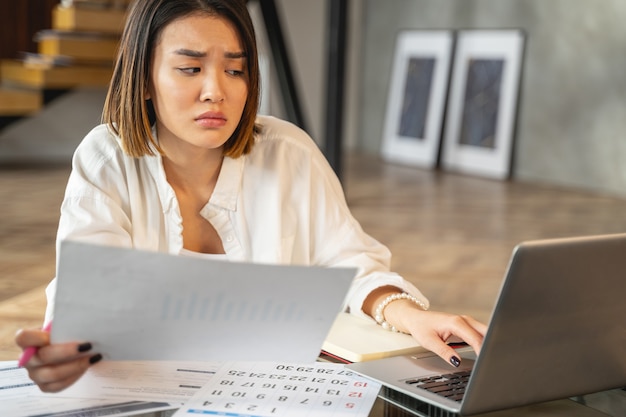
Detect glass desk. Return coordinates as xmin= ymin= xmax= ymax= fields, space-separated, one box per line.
xmin=370 ymin=386 xmax=626 ymax=416
xmin=142 ymin=387 xmax=625 ymax=417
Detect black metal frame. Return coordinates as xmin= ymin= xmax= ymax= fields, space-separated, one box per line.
xmin=248 ymin=0 xmax=308 ymax=133
xmin=247 ymin=0 xmax=348 ymax=179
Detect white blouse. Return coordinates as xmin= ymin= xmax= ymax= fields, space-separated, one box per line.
xmin=45 ymin=115 xmax=428 ymax=322
xmin=179 ymin=248 xmax=228 ymax=261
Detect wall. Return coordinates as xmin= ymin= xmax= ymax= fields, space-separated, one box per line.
xmin=359 ymin=0 xmax=626 ymax=197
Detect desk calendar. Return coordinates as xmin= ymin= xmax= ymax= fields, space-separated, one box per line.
xmin=174 ymin=361 xmax=381 ymax=417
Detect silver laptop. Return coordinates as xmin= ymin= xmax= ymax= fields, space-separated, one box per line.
xmin=347 ymin=233 xmax=626 ymax=415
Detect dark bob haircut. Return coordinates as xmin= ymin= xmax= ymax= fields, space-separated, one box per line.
xmin=102 ymin=0 xmax=260 ymax=158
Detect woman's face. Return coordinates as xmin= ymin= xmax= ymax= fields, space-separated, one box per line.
xmin=148 ymin=13 xmax=248 ymax=156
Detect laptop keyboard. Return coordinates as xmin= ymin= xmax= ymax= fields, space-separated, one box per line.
xmin=404 ymin=370 xmax=472 ymax=402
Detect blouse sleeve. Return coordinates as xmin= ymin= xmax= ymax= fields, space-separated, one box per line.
xmin=45 ymin=126 xmax=134 ymax=323
xmin=302 ymin=131 xmax=429 ymax=321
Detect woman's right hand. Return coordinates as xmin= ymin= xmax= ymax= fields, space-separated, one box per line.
xmin=15 ymin=327 xmax=102 ymax=393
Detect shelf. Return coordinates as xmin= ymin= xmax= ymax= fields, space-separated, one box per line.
xmin=0 ymin=87 xmax=42 ymax=116
xmin=36 ymin=30 xmax=119 ymax=63
xmin=61 ymin=0 xmax=133 ymax=9
xmin=53 ymin=4 xmax=127 ymax=34
xmin=1 ymin=60 xmax=113 ymax=89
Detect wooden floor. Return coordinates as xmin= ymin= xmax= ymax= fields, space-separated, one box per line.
xmin=2 ymin=153 xmax=626 ymax=361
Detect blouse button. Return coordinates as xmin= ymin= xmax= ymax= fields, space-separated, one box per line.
xmin=226 ymin=235 xmax=234 ymax=242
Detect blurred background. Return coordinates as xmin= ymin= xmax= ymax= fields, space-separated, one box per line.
xmin=2 ymin=0 xmax=626 ymax=195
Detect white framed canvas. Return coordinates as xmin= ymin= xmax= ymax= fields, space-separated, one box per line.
xmin=442 ymin=30 xmax=525 ymax=179
xmin=381 ymin=30 xmax=454 ymax=168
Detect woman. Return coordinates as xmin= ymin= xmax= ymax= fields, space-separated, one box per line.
xmin=15 ymin=0 xmax=486 ymax=393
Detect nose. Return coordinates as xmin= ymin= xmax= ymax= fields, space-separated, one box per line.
xmin=200 ymin=70 xmax=225 ymax=103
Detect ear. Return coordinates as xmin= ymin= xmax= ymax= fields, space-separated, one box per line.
xmin=145 ymin=80 xmax=153 ymax=100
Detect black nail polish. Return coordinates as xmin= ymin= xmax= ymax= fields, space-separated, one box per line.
xmin=77 ymin=342 xmax=92 ymax=353
xmin=89 ymin=353 xmax=103 ymax=365
xmin=450 ymin=356 xmax=461 ymax=367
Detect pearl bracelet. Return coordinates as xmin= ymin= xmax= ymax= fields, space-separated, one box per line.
xmin=374 ymin=292 xmax=428 ymax=333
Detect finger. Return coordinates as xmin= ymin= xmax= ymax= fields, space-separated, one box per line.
xmin=15 ymin=328 xmax=50 ymax=350
xmin=32 ymin=355 xmax=101 ymax=393
xmin=410 ymin=314 xmax=485 ymax=367
xmin=461 ymin=315 xmax=488 ymax=336
xmin=39 ymin=373 xmax=85 ymax=393
xmin=27 ymin=342 xmax=94 ymax=367
xmin=445 ymin=316 xmax=484 ymax=355
xmin=417 ymin=331 xmax=465 ymax=368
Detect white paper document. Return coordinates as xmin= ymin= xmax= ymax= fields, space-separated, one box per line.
xmin=173 ymin=361 xmax=381 ymax=417
xmin=40 ymin=360 xmax=221 ymax=404
xmin=0 ymin=361 xmax=36 ymax=400
xmin=52 ymin=241 xmax=356 ymax=363
xmin=0 ymin=361 xmax=176 ymax=417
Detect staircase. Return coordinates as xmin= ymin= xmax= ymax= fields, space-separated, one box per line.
xmin=0 ymin=0 xmax=130 ymax=151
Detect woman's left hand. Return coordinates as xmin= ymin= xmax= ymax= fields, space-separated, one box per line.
xmin=381 ymin=298 xmax=487 ymax=367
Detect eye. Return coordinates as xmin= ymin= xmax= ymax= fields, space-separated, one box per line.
xmin=178 ymin=67 xmax=201 ymax=75
xmin=226 ymin=69 xmax=245 ymax=77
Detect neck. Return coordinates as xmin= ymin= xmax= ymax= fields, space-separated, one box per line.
xmin=162 ymin=147 xmax=224 ymax=194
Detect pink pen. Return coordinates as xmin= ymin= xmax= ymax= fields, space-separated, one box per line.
xmin=18 ymin=322 xmax=52 ymax=367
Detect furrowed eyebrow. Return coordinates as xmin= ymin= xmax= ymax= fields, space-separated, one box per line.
xmin=224 ymin=51 xmax=247 ymax=59
xmin=173 ymin=49 xmax=206 ymax=58
xmin=172 ymin=49 xmax=247 ymax=59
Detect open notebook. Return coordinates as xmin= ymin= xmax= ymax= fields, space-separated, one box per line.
xmin=322 ymin=312 xmax=427 ymax=362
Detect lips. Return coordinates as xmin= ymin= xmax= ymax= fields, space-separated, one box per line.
xmin=195 ymin=111 xmax=227 ymax=128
